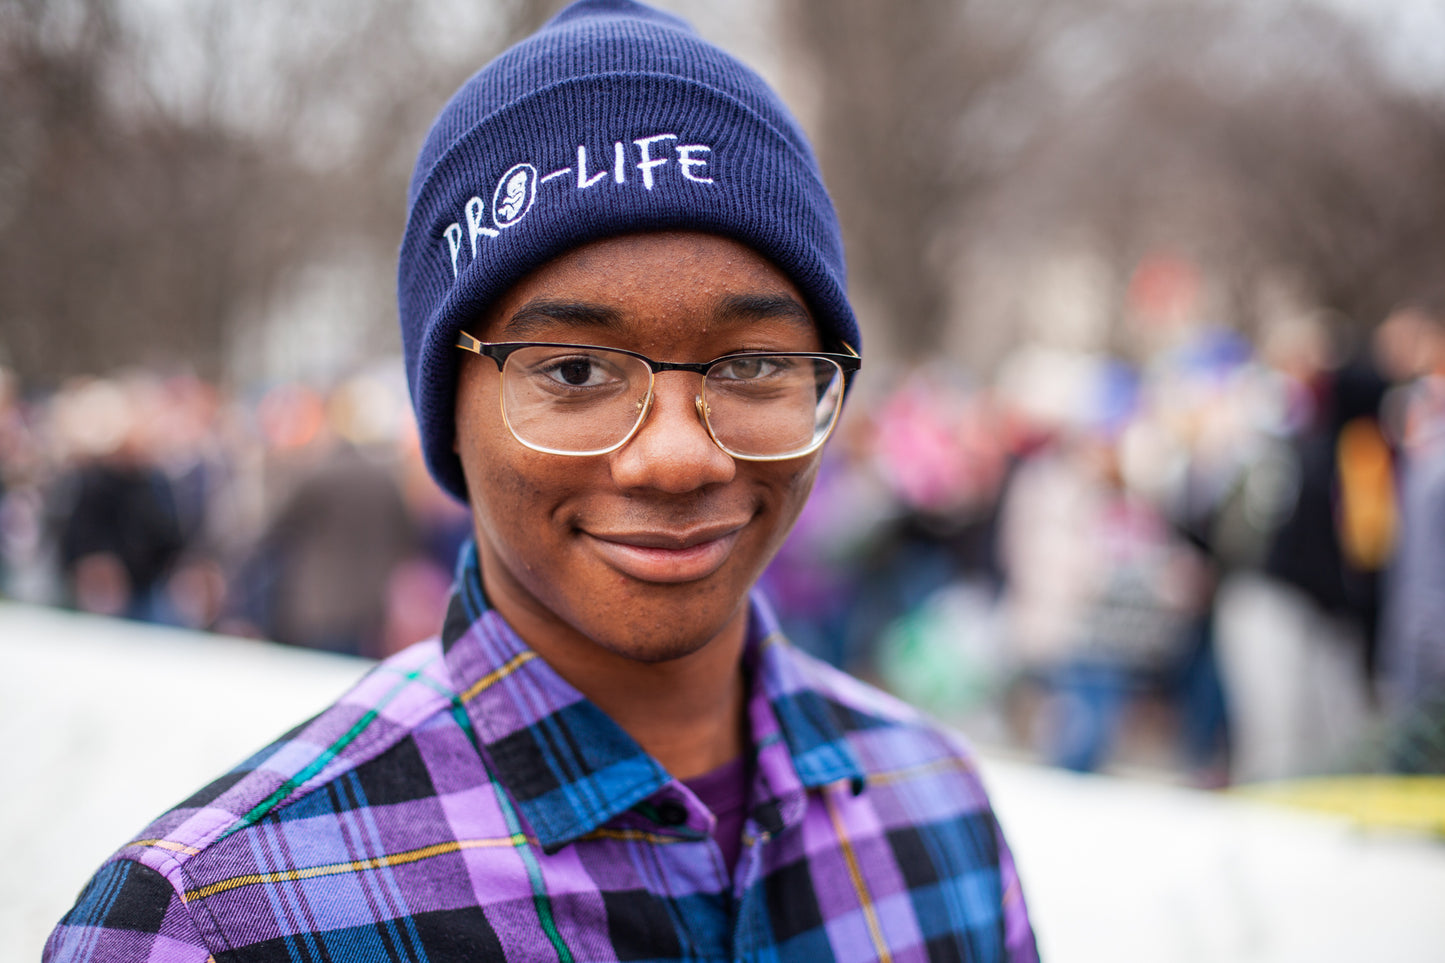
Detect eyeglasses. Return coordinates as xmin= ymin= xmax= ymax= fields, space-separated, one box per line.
xmin=456 ymin=333 xmax=860 ymax=460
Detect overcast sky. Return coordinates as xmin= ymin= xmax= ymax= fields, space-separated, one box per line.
xmin=1315 ymin=0 xmax=1445 ymax=89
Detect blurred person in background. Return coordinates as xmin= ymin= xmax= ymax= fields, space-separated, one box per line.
xmin=997 ymin=387 xmax=1211 ymax=775
xmin=1375 ymin=299 xmax=1445 ymax=772
xmin=856 ymin=369 xmax=1011 ymax=665
xmin=227 ymin=376 xmax=420 ymax=656
xmin=0 ymin=366 xmax=30 ymax=597
xmin=765 ymin=367 xmax=1011 ymax=679
xmin=1135 ymin=329 xmax=1258 ymax=785
xmin=140 ymin=373 xmax=235 ymax=632
xmin=46 ymin=3 xmax=1036 ymax=960
xmin=1211 ymin=314 xmax=1383 ymax=782
xmin=48 ymin=376 xmax=187 ymax=622
xmin=1260 ymin=321 xmax=1392 ymax=687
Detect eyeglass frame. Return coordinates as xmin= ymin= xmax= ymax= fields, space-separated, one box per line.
xmin=455 ymin=331 xmax=860 ymax=461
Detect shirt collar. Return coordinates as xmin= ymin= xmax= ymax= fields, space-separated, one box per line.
xmin=440 ymin=541 xmax=865 ymax=851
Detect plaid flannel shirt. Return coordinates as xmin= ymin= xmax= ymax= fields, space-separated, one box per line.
xmin=47 ymin=545 xmax=1037 ymax=962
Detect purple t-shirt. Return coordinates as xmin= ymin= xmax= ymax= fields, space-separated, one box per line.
xmin=683 ymin=754 xmax=749 ymax=875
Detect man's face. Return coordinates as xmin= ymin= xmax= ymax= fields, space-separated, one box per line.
xmin=454 ymin=232 xmax=825 ymax=669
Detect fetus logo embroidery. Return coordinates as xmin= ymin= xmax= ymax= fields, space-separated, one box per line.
xmin=493 ymin=164 xmax=537 ymax=229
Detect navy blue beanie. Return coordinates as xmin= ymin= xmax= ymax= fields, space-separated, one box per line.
xmin=398 ymin=0 xmax=858 ymax=500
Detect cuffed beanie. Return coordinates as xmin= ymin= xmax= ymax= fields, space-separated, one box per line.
xmin=398 ymin=0 xmax=857 ymax=500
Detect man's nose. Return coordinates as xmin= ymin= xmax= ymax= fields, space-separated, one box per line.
xmin=609 ymin=374 xmax=736 ymax=492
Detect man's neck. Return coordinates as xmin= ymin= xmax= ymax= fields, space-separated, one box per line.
xmin=501 ymin=601 xmax=752 ymax=781
xmin=586 ymin=647 xmax=749 ymax=780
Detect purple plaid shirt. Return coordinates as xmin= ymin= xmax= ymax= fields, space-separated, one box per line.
xmin=47 ymin=547 xmax=1036 ymax=961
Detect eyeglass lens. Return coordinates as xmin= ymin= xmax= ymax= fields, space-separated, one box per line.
xmin=497 ymin=345 xmax=844 ymax=458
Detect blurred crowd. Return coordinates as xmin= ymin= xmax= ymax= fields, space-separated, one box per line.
xmin=762 ymin=302 xmax=1445 ymax=784
xmin=0 ymin=364 xmax=472 ymax=661
xmin=3 ymin=303 xmax=1444 ymax=784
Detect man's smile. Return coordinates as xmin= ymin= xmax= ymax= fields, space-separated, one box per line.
xmin=580 ymin=521 xmax=748 ymax=584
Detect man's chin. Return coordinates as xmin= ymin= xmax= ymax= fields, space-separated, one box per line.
xmin=593 ymin=631 xmax=726 ymax=666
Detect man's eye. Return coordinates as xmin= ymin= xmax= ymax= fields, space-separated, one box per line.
xmin=537 ymin=354 xmax=618 ymax=388
xmin=554 ymin=359 xmax=597 ymax=385
xmin=715 ymin=356 xmax=785 ymax=381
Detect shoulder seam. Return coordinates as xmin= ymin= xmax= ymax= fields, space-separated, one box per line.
xmin=216 ymin=658 xmax=454 ymax=841
xmin=127 ymin=645 xmax=456 ymax=859
xmin=114 ymin=851 xmax=231 ymax=956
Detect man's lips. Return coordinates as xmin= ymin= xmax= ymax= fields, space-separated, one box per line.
xmin=582 ymin=523 xmax=748 ymax=583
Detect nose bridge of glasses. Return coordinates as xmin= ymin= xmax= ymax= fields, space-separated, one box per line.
xmin=649 ymin=358 xmax=714 ymax=377
xmin=640 ymin=367 xmax=710 ymax=428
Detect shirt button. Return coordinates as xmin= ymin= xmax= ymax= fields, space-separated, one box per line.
xmin=655 ymin=800 xmax=689 ymax=826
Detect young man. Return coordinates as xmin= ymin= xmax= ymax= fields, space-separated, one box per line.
xmin=47 ymin=2 xmax=1036 ymax=959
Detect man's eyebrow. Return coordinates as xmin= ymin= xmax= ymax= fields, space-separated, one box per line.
xmin=499 ymin=299 xmax=623 ymax=339
xmin=498 ymin=292 xmax=813 ymax=338
xmin=714 ymin=293 xmax=814 ymax=328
